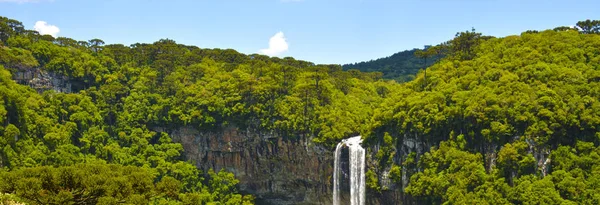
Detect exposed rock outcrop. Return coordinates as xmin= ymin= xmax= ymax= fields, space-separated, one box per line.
xmin=12 ymin=68 xmax=71 ymax=93
xmin=162 ymin=124 xmax=554 ymax=205
xmin=164 ymin=126 xmax=335 ymax=205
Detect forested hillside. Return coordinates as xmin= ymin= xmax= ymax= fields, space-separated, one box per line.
xmin=0 ymin=15 xmax=395 ymax=204
xmin=342 ymin=48 xmax=441 ymax=82
xmin=365 ymin=23 xmax=600 ymax=204
xmin=2 ymin=14 xmax=600 ymax=205
xmin=0 ymin=16 xmax=260 ymax=204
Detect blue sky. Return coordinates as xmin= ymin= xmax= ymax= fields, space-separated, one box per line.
xmin=1 ymin=0 xmax=599 ymax=64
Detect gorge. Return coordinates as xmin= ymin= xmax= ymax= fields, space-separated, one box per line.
xmin=0 ymin=15 xmax=599 ymax=205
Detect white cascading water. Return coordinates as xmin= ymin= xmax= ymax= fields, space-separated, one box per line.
xmin=333 ymin=142 xmax=343 ymax=205
xmin=333 ymin=136 xmax=366 ymax=205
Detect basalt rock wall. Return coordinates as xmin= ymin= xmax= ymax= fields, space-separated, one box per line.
xmin=165 ymin=126 xmax=336 ymax=205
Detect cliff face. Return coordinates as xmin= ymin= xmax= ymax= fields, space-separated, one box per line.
xmin=165 ymin=125 xmax=552 ymax=205
xmin=12 ymin=68 xmax=72 ymax=93
xmin=166 ymin=126 xmax=335 ymax=205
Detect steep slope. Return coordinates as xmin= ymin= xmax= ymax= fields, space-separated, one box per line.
xmin=0 ymin=16 xmax=395 ymax=204
xmin=342 ymin=48 xmax=441 ymax=82
xmin=2 ymin=14 xmax=600 ymax=205
xmin=365 ymin=28 xmax=600 ymax=204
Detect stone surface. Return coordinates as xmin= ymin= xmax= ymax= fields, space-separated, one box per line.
xmin=12 ymin=68 xmax=71 ymax=93
xmin=161 ymin=125 xmax=554 ymax=204
xmin=166 ymin=126 xmax=335 ymax=205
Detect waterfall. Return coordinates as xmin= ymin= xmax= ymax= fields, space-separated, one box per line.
xmin=348 ymin=137 xmax=366 ymax=205
xmin=333 ymin=136 xmax=366 ymax=205
xmin=333 ymin=142 xmax=343 ymax=205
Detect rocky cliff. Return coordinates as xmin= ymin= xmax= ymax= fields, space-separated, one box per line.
xmin=12 ymin=68 xmax=72 ymax=93
xmin=164 ymin=126 xmax=336 ymax=205
xmin=161 ymin=124 xmax=553 ymax=205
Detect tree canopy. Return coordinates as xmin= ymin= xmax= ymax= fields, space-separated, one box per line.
xmin=342 ymin=48 xmax=441 ymax=82
xmin=365 ymin=22 xmax=600 ymax=204
xmin=0 ymin=15 xmax=396 ymax=204
xmin=1 ymin=15 xmax=600 ymax=204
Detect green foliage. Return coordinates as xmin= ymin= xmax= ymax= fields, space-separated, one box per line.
xmin=496 ymin=141 xmax=536 ymax=184
xmin=374 ymin=132 xmax=395 ymax=168
xmin=2 ymin=15 xmax=600 ymax=205
xmin=365 ymin=169 xmax=380 ymax=193
xmin=1 ymin=15 xmax=394 ymax=148
xmin=0 ymin=163 xmax=251 ymax=205
xmin=576 ymin=19 xmax=600 ymax=34
xmin=0 ymin=193 xmax=25 ymax=205
xmin=447 ymin=28 xmax=492 ymax=61
xmin=389 ymin=20 xmax=600 ymax=204
xmin=368 ymin=26 xmax=600 ymax=151
xmin=0 ymin=14 xmax=399 ymax=204
xmin=0 ymin=16 xmax=258 ymax=204
xmin=404 ymin=139 xmax=598 ymax=204
xmin=508 ymin=175 xmax=566 ymax=205
xmin=0 ymin=47 xmax=38 ymax=70
xmin=405 ymin=140 xmax=491 ymax=204
xmin=342 ymin=48 xmax=441 ymax=82
xmin=388 ymin=164 xmax=402 ymax=184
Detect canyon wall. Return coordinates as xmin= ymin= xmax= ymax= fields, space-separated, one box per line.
xmin=155 ymin=126 xmax=552 ymax=205
xmin=165 ymin=126 xmax=335 ymax=205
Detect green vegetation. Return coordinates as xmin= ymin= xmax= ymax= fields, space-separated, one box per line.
xmin=342 ymin=48 xmax=441 ymax=82
xmin=0 ymin=15 xmax=396 ymax=204
xmin=342 ymin=49 xmax=442 ymax=82
xmin=2 ymin=14 xmax=600 ymax=204
xmin=366 ymin=21 xmax=600 ymax=204
xmin=367 ymin=26 xmax=600 ymax=148
xmin=0 ymin=193 xmax=26 ymax=205
xmin=0 ymin=163 xmax=252 ymax=204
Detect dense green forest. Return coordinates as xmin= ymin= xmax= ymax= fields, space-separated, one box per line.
xmin=0 ymin=15 xmax=391 ymax=204
xmin=342 ymin=48 xmax=442 ymax=82
xmin=365 ymin=22 xmax=600 ymax=204
xmin=1 ymin=14 xmax=600 ymax=204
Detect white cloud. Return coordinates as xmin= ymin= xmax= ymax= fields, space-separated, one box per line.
xmin=259 ymin=32 xmax=289 ymax=56
xmin=33 ymin=21 xmax=60 ymax=37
